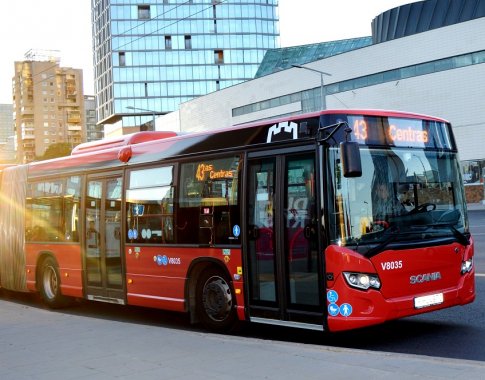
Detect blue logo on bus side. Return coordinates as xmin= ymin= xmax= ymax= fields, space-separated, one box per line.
xmin=340 ymin=303 xmax=353 ymax=317
xmin=133 ymin=204 xmax=144 ymax=216
xmin=233 ymin=225 xmax=240 ymax=237
xmin=128 ymin=229 xmax=134 ymax=239
xmin=156 ymin=255 xmax=169 ymax=266
xmin=328 ymin=303 xmax=339 ymax=317
xmin=327 ymin=290 xmax=338 ymax=303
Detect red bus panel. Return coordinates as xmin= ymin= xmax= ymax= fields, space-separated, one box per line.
xmin=325 ymin=242 xmax=475 ymax=332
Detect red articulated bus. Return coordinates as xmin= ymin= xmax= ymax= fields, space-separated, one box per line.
xmin=0 ymin=109 xmax=475 ymax=332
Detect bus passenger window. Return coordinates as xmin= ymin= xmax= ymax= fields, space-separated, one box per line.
xmin=126 ymin=166 xmax=175 ymax=244
xmin=25 ymin=176 xmax=81 ymax=242
xmin=179 ymin=156 xmax=241 ymax=245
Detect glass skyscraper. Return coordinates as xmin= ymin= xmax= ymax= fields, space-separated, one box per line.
xmin=91 ymin=0 xmax=279 ymax=128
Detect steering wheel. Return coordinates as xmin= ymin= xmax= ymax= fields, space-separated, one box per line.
xmin=412 ymin=202 xmax=436 ymax=213
xmin=372 ymin=220 xmax=389 ymax=231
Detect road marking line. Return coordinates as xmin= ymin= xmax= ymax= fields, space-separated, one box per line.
xmin=476 ymin=273 xmax=485 ymax=277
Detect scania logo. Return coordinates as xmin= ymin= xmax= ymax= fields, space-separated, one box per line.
xmin=410 ymin=272 xmax=442 ymax=284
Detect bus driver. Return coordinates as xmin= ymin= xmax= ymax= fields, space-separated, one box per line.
xmin=373 ymin=183 xmax=405 ymax=222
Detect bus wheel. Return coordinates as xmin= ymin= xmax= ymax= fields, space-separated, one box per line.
xmin=39 ymin=256 xmax=68 ymax=308
xmin=196 ymin=268 xmax=237 ymax=332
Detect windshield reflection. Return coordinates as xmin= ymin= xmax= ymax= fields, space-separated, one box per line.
xmin=328 ymin=147 xmax=469 ymax=252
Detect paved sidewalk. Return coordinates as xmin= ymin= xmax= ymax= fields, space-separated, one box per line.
xmin=467 ymin=202 xmax=485 ymax=211
xmin=0 ymin=298 xmax=484 ymax=380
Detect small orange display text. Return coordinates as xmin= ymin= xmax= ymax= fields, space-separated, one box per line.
xmin=388 ymin=125 xmax=428 ymax=143
xmin=196 ymin=163 xmax=234 ymax=181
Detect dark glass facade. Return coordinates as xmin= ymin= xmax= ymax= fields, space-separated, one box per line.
xmin=255 ymin=37 xmax=373 ymax=78
xmin=372 ymin=0 xmax=485 ymax=44
xmin=91 ymin=0 xmax=279 ymax=126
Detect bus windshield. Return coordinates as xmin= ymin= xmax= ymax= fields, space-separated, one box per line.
xmin=328 ymin=146 xmax=469 ymax=254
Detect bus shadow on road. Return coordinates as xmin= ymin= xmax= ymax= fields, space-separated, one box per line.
xmin=0 ymin=288 xmax=194 ymax=332
xmin=242 ymin=315 xmax=483 ymax=362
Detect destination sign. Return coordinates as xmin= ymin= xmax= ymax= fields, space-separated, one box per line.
xmin=347 ymin=115 xmax=453 ymax=149
xmin=195 ymin=163 xmax=234 ymax=181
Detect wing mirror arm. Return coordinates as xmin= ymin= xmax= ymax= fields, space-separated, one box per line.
xmin=317 ymin=122 xmax=362 ymax=178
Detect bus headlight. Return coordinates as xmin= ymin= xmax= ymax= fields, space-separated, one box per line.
xmin=461 ymin=258 xmax=473 ymax=274
xmin=343 ymin=272 xmax=381 ymax=290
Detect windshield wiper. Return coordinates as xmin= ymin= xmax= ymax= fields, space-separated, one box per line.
xmin=449 ymin=225 xmax=470 ymax=246
xmin=414 ymin=222 xmax=470 ymax=246
xmin=359 ymin=219 xmax=469 ymax=258
xmin=364 ymin=226 xmax=400 ymax=258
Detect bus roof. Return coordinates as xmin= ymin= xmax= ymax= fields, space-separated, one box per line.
xmin=26 ymin=109 xmax=450 ymax=178
xmin=71 ymin=131 xmax=178 ymax=155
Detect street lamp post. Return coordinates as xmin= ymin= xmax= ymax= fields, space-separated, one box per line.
xmin=126 ymin=106 xmax=157 ymax=131
xmin=291 ymin=64 xmax=332 ymax=110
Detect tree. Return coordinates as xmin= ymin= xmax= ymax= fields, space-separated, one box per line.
xmin=37 ymin=143 xmax=74 ymax=160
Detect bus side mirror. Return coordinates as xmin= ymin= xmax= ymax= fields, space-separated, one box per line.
xmin=340 ymin=141 xmax=362 ymax=178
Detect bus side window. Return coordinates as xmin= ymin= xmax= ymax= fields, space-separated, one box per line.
xmin=179 ymin=156 xmax=241 ymax=246
xmin=126 ymin=166 xmax=175 ymax=244
xmin=25 ymin=177 xmax=81 ymax=243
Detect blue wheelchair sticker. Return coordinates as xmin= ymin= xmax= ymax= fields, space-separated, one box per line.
xmin=326 ymin=290 xmax=338 ymax=303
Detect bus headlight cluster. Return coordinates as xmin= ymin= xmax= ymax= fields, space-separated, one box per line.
xmin=461 ymin=258 xmax=473 ymax=274
xmin=343 ymin=272 xmax=381 ymax=290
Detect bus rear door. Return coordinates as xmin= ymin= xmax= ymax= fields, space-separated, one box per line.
xmin=245 ymin=150 xmax=324 ymax=329
xmin=84 ymin=174 xmax=125 ymax=303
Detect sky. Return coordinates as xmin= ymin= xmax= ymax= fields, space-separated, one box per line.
xmin=0 ymin=0 xmax=412 ymax=104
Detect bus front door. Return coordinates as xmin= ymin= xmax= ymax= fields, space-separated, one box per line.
xmin=84 ymin=175 xmax=125 ymax=304
xmin=246 ymin=152 xmax=323 ymax=328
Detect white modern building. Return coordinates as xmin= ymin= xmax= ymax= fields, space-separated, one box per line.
xmin=159 ymin=0 xmax=485 ymax=202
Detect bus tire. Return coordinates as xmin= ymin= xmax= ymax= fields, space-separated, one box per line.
xmin=195 ymin=268 xmax=237 ymax=333
xmin=39 ymin=256 xmax=69 ymax=309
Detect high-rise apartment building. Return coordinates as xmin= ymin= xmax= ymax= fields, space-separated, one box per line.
xmin=12 ymin=50 xmax=85 ymax=163
xmin=91 ymin=0 xmax=279 ymax=128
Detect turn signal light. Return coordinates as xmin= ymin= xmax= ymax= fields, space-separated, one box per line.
xmin=461 ymin=258 xmax=473 ymax=274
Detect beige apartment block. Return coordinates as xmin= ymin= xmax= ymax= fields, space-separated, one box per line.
xmin=12 ymin=50 xmax=85 ymax=163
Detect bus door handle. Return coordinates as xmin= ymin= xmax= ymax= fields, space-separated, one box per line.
xmin=248 ymin=225 xmax=259 ymax=240
xmin=304 ymin=225 xmax=313 ymax=239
